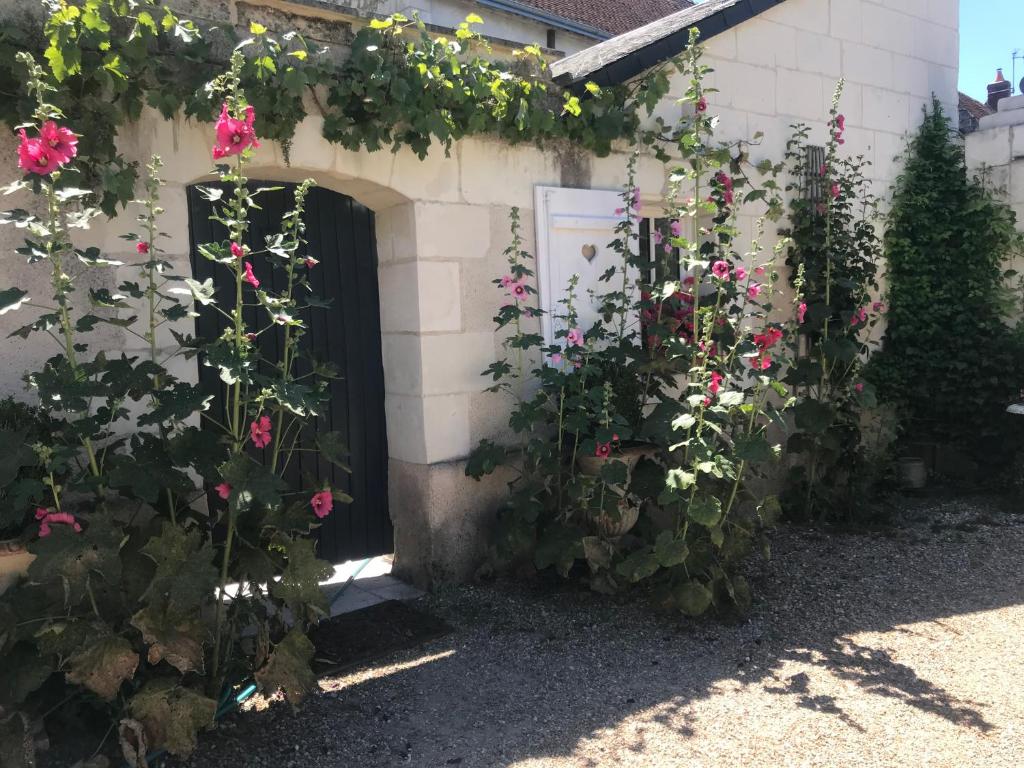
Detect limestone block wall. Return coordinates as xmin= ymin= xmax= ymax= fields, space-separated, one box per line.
xmin=966 ymin=96 xmax=1024 ymax=301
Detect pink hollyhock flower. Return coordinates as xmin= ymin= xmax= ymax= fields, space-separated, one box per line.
xmin=34 ymin=507 xmax=48 ymax=520
xmin=566 ymin=327 xmax=584 ymax=347
xmin=836 ymin=136 xmax=846 ymax=146
xmin=663 ymin=243 xmax=673 ymax=254
xmin=245 ymin=332 xmax=257 ymax=342
xmin=859 ymin=306 xmax=868 ymax=322
xmin=500 ymin=274 xmax=514 ymax=288
xmin=835 ymin=114 xmax=846 ymax=131
xmin=831 ymin=183 xmax=840 ymax=199
xmin=798 ymin=302 xmax=807 ymax=324
xmin=653 ymin=230 xmax=664 ymax=246
xmin=37 ymin=511 xmax=82 ymax=538
xmin=855 ymin=382 xmax=865 ymax=393
xmin=17 ymin=130 xmax=61 ymax=175
xmin=715 ymin=171 xmax=734 ymax=191
xmin=615 ymin=207 xmax=625 ymax=216
xmin=243 ymin=261 xmax=260 ymax=288
xmin=735 ymin=266 xmax=747 ymax=282
xmin=709 ymin=371 xmax=724 ymax=395
xmin=550 ymin=353 xmax=563 ymax=365
xmin=311 ymin=490 xmax=334 ymax=518
xmin=751 ymin=354 xmax=772 ymax=371
xmin=213 ymin=103 xmax=260 ymax=159
xmin=508 ymin=279 xmax=529 ymax=301
xmin=671 ymin=220 xmax=683 ymax=237
xmin=819 ymin=164 xmax=828 ymax=177
xmin=136 ymin=241 xmax=149 ymax=255
xmin=215 ymin=483 xmax=231 ymax=500
xmin=250 ymin=415 xmax=272 ymax=448
xmin=594 ymin=442 xmax=611 ymax=458
xmin=702 ymin=396 xmax=712 ymax=407
xmin=711 ymin=260 xmax=730 ymax=280
xmin=39 ymin=121 xmax=78 ymax=163
xmin=696 ymin=96 xmax=707 ymax=113
xmin=747 ymin=283 xmax=762 ymax=299
xmin=872 ymin=301 xmax=886 ymax=313
xmin=305 ymin=257 xmax=319 ymax=269
xmin=230 ymin=242 xmax=245 ymax=259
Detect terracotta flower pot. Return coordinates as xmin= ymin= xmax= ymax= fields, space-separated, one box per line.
xmin=591 ymin=498 xmax=641 ymax=537
xmin=0 ymin=539 xmax=34 ymax=595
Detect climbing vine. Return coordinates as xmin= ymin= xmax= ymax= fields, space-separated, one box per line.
xmin=0 ymin=1 xmax=667 ymax=215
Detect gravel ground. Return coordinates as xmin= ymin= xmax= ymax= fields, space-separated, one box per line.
xmin=177 ymin=494 xmax=1024 ymax=768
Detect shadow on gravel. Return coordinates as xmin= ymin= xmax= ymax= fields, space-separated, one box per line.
xmin=174 ymin=498 xmax=1020 ymax=767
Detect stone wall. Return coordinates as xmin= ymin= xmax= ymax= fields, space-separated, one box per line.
xmin=0 ymin=0 xmax=960 ymax=586
xmin=965 ymin=95 xmax=1024 ymax=302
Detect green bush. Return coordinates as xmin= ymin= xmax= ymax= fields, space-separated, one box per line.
xmin=868 ymin=99 xmax=1024 ymax=465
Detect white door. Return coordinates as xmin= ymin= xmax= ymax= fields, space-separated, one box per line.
xmin=534 ymin=186 xmax=640 ymax=349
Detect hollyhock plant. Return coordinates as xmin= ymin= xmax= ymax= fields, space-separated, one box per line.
xmin=212 ymin=102 xmax=260 ymax=159
xmin=39 ymin=120 xmax=78 ymax=163
xmin=17 ymin=129 xmax=61 ymax=175
xmin=310 ymin=490 xmax=334 ymax=518
xmin=711 ymin=260 xmax=730 ymax=280
xmin=243 ymin=260 xmax=260 ymax=288
xmin=250 ymin=415 xmax=272 ymax=448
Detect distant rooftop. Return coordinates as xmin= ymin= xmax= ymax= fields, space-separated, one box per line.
xmin=489 ymin=0 xmax=694 ymax=38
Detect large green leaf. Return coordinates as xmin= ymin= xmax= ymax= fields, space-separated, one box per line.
xmin=0 ymin=288 xmax=28 ymax=315
xmin=127 ymin=679 xmax=216 ymax=757
xmin=317 ymin=431 xmax=351 ymax=472
xmin=793 ymin=399 xmax=834 ymax=435
xmin=615 ymin=550 xmax=660 ymax=583
xmin=220 ymin=454 xmax=286 ymax=510
xmin=686 ymin=494 xmax=722 ymax=528
xmin=269 ymin=536 xmax=332 ymax=624
xmin=653 ymin=531 xmax=689 ymax=568
xmin=140 ymin=523 xmax=218 ymax=618
xmin=0 ymin=643 xmax=54 ymax=709
xmin=254 ymin=627 xmax=317 ymax=706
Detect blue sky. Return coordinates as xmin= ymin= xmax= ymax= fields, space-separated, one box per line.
xmin=959 ymin=0 xmax=1024 ymax=100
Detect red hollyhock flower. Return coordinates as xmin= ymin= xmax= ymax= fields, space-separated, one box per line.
xmin=17 ymin=129 xmax=61 ymax=175
xmin=212 ymin=103 xmax=260 ymax=159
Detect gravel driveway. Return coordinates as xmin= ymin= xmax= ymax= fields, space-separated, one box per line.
xmin=179 ymin=495 xmax=1024 ymax=768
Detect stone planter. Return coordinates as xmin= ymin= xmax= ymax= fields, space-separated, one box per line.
xmin=0 ymin=539 xmax=34 ymax=595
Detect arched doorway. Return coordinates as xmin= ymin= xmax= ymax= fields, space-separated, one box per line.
xmin=186 ymin=183 xmax=392 ymax=563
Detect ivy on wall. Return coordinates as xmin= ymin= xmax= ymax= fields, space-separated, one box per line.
xmin=0 ymin=1 xmax=669 ymax=214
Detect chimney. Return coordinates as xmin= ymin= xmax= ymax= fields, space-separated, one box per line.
xmin=988 ymin=68 xmax=1012 ymax=110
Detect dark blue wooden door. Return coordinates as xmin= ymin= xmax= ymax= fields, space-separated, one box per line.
xmin=187 ymin=183 xmax=392 ymax=563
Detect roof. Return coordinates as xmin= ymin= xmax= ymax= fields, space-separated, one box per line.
xmin=551 ymin=0 xmax=787 ymax=86
xmin=479 ymin=0 xmax=694 ymax=38
xmin=958 ymin=91 xmax=993 ymax=122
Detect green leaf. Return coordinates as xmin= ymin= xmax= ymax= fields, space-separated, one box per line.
xmin=171 ymin=278 xmax=216 ymax=305
xmin=0 ymin=289 xmax=28 ymax=315
xmin=793 ymin=399 xmax=834 ymax=434
xmin=27 ymin=512 xmax=122 ymax=609
xmin=676 ymin=580 xmax=713 ymax=616
xmin=653 ymin=531 xmax=688 ymax=568
xmin=686 ymin=494 xmax=722 ymax=528
xmin=254 ymin=627 xmax=317 ymax=706
xmin=220 ymin=454 xmax=286 ymax=510
xmin=269 ymin=536 xmax=333 ymax=624
xmin=131 ymin=607 xmax=207 ymax=675
xmin=734 ymin=434 xmax=776 ymax=464
xmin=127 ymin=679 xmax=216 ymax=757
xmin=615 ymin=550 xmax=660 ymax=583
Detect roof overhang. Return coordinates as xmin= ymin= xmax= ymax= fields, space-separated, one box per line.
xmin=476 ymin=0 xmax=613 ymax=42
xmin=551 ymin=0 xmax=787 ymax=87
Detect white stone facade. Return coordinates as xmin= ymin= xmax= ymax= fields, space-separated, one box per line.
xmin=0 ymin=0 xmax=960 ymax=585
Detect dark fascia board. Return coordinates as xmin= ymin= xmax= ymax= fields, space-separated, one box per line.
xmin=550 ymin=0 xmax=786 ymax=88
xmin=476 ymin=0 xmax=612 ymax=42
